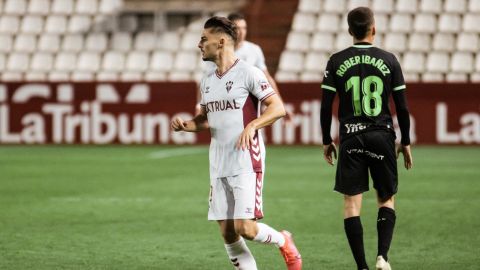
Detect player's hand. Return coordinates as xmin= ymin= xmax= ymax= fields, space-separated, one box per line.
xmin=171 ymin=117 xmax=187 ymax=132
xmin=236 ymin=123 xmax=256 ymax=151
xmin=284 ymin=108 xmax=294 ymax=123
xmin=323 ymin=143 xmax=337 ymax=166
xmin=397 ymin=144 xmax=413 ymax=170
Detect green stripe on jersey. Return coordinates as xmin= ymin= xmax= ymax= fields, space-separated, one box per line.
xmin=321 ymin=85 xmax=336 ymax=92
xmin=393 ymin=85 xmax=406 ymax=91
xmin=353 ymin=44 xmax=373 ymax=48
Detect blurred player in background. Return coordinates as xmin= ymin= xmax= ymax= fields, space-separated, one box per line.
xmin=172 ymin=16 xmax=302 ymax=270
xmin=320 ymin=7 xmax=413 ymax=270
xmin=197 ymin=12 xmax=293 ymax=121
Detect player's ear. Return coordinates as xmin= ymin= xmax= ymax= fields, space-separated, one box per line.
xmin=372 ymin=26 xmax=376 ymax=36
xmin=218 ymin=37 xmax=224 ymax=49
xmin=348 ymin=28 xmax=353 ymax=37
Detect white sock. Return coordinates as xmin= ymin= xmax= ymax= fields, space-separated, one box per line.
xmin=224 ymin=237 xmax=257 ymax=270
xmin=252 ymin=222 xmax=286 ymax=248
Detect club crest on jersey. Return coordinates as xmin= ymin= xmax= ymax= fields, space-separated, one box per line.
xmin=226 ymin=81 xmax=234 ymax=93
xmin=205 ymin=86 xmax=210 ymax=93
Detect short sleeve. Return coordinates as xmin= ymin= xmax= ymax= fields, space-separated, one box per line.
xmin=254 ymin=45 xmax=267 ymax=71
xmin=246 ymin=67 xmax=276 ymax=102
xmin=321 ymin=59 xmax=337 ymax=93
xmin=391 ymin=54 xmax=406 ymax=92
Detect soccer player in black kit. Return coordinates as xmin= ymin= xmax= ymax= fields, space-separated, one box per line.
xmin=320 ymin=7 xmax=413 ymax=270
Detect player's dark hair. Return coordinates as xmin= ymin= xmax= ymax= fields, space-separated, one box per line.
xmin=204 ymin=16 xmax=238 ymax=44
xmin=347 ymin=7 xmax=374 ymax=40
xmin=227 ymin=12 xmax=245 ymax=22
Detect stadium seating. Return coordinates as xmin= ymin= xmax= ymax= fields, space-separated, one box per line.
xmin=21 ymin=15 xmax=44 ymax=34
xmin=28 ymin=0 xmax=50 ymax=15
xmin=0 ymin=15 xmax=20 ymax=34
xmin=0 ymin=35 xmax=13 ymax=53
xmin=408 ymin=34 xmax=431 ymax=52
xmin=420 ymin=0 xmax=442 ymax=13
xmin=30 ymin=53 xmax=54 ymax=74
xmin=0 ymin=0 xmax=480 ymax=83
xmin=45 ymin=15 xmax=67 ymax=33
xmin=276 ymin=0 xmax=480 ymax=82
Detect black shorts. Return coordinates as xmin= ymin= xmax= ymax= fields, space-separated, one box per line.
xmin=335 ymin=130 xmax=397 ymax=200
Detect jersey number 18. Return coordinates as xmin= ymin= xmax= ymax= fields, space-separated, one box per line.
xmin=346 ymin=75 xmax=383 ymax=117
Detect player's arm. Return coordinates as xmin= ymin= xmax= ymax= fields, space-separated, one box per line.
xmin=194 ymin=85 xmax=210 ymax=128
xmin=320 ymin=59 xmax=338 ymax=166
xmin=171 ymin=106 xmax=209 ymax=133
xmin=236 ymin=94 xmax=285 ymax=150
xmin=321 ymin=88 xmax=337 ymax=166
xmin=391 ymin=54 xmax=413 ymax=170
xmin=195 ymin=85 xmax=202 ymax=115
xmin=392 ymin=89 xmax=413 ymax=169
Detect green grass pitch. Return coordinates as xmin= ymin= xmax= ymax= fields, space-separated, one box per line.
xmin=1 ymin=145 xmax=479 ymax=269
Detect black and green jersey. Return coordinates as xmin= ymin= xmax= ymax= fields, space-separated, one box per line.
xmin=321 ymin=42 xmax=411 ymax=145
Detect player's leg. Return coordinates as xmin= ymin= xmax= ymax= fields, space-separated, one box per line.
xmin=375 ymin=196 xmax=395 ymax=270
xmin=367 ymin=130 xmax=398 ymax=270
xmin=231 ymin=172 xmax=302 ymax=270
xmin=336 ymin=135 xmax=370 ymax=270
xmin=233 ymin=219 xmax=283 ymax=247
xmin=233 ymin=218 xmax=302 ymax=270
xmin=218 ymin=220 xmax=258 ymax=270
xmin=344 ymin=194 xmax=369 ymax=270
xmin=209 ymin=177 xmax=257 ymax=270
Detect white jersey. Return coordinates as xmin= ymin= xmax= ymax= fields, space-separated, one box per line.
xmin=200 ymin=59 xmax=276 ymax=179
xmin=204 ymin=41 xmax=267 ymax=73
xmin=235 ymin=41 xmax=267 ymax=70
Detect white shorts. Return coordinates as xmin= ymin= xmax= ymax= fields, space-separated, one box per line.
xmin=208 ymin=172 xmax=264 ymax=220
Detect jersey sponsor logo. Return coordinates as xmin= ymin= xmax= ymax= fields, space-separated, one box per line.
xmin=225 ymin=81 xmax=233 ymax=93
xmin=345 ymin=123 xmax=368 ymax=134
xmin=336 ymin=55 xmax=391 ymax=77
xmin=346 ymin=148 xmax=385 ymax=160
xmin=204 ymin=99 xmax=241 ymax=113
xmin=259 ymin=81 xmax=270 ymax=91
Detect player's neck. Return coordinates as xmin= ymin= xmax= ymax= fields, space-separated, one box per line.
xmin=235 ymin=40 xmax=245 ymax=50
xmin=215 ymin=50 xmax=238 ymax=74
xmin=353 ymin=35 xmax=374 ymax=45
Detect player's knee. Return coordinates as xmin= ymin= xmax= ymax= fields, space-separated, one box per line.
xmin=377 ymin=195 xmax=394 ymax=208
xmin=344 ymin=205 xmax=361 ymax=218
xmin=343 ymin=195 xmax=362 ymax=217
xmin=234 ymin=221 xmax=257 ymax=240
xmin=221 ymin=229 xmax=239 ymax=243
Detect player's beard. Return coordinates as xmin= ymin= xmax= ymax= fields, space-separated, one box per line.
xmin=202 ymin=56 xmax=215 ymax=62
xmin=202 ymin=53 xmax=216 ymax=62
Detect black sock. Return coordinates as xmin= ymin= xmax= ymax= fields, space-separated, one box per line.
xmin=344 ymin=216 xmax=369 ymax=270
xmin=377 ymin=207 xmax=396 ymax=261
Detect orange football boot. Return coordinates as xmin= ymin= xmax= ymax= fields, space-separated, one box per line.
xmin=279 ymin=230 xmax=302 ymax=270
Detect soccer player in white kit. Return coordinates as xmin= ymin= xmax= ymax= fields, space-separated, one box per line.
xmin=171 ymin=16 xmax=302 ymax=270
xmin=197 ymin=13 xmax=293 ymax=121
